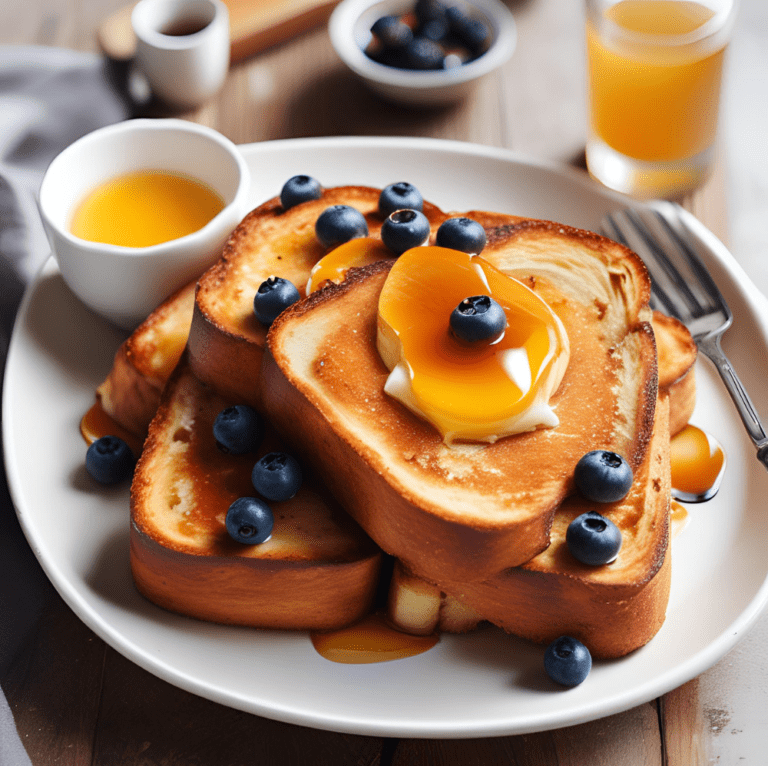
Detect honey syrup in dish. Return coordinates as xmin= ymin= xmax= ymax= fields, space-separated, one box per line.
xmin=70 ymin=171 xmax=224 ymax=247
xmin=311 ymin=612 xmax=438 ymax=664
xmin=670 ymin=423 xmax=725 ymax=502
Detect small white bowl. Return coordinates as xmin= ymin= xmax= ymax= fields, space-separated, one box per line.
xmin=38 ymin=119 xmax=250 ymax=330
xmin=329 ymin=0 xmax=517 ymax=106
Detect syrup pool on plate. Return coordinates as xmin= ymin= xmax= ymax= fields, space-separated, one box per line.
xmin=70 ymin=170 xmax=225 ymax=247
xmin=311 ymin=612 xmax=438 ymax=664
xmin=670 ymin=423 xmax=725 ymax=503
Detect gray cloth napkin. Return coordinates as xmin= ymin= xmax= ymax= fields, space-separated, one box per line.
xmin=0 ymin=45 xmax=129 ymax=766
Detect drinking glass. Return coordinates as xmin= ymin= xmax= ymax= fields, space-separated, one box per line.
xmin=585 ymin=0 xmax=737 ymax=198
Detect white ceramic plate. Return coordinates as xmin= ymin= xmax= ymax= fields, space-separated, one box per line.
xmin=5 ymin=137 xmax=768 ymax=738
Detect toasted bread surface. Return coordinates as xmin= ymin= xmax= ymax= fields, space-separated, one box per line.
xmin=130 ymin=359 xmax=381 ymax=630
xmin=97 ymin=279 xmax=196 ymax=439
xmin=436 ymin=394 xmax=671 ymax=659
xmin=187 ymin=186 xmax=447 ymax=408
xmin=262 ymin=220 xmax=658 ymax=583
xmin=653 ymin=311 xmax=697 ymax=436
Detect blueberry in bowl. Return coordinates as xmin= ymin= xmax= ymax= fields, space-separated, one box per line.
xmin=329 ymin=0 xmax=517 ymax=106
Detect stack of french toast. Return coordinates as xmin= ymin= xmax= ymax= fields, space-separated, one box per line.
xmin=94 ymin=182 xmax=698 ymax=660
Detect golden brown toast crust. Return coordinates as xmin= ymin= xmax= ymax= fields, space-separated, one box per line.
xmin=437 ymin=394 xmax=671 ymax=659
xmin=130 ymin=359 xmax=381 ymax=630
xmin=262 ymin=220 xmax=659 ymax=584
xmin=653 ymin=312 xmax=697 ymax=436
xmin=96 ymin=279 xmax=196 ymax=439
xmin=187 ymin=186 xmax=448 ymax=408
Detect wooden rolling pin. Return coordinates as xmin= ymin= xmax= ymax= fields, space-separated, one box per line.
xmin=97 ymin=0 xmax=341 ymax=63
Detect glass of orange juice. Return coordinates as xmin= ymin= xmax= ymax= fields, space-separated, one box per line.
xmin=585 ymin=0 xmax=737 ymax=198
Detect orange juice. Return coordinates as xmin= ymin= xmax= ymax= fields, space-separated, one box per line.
xmin=587 ymin=0 xmax=726 ymax=163
xmin=71 ymin=170 xmax=224 ymax=247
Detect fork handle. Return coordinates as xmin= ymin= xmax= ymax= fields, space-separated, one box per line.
xmin=698 ymin=335 xmax=768 ymax=471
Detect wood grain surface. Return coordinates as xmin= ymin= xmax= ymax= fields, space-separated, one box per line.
xmin=0 ymin=0 xmax=738 ymax=763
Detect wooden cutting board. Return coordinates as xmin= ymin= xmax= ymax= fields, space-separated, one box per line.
xmin=97 ymin=0 xmax=341 ymax=63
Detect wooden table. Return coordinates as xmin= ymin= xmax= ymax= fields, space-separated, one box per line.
xmin=1 ymin=0 xmax=759 ymax=763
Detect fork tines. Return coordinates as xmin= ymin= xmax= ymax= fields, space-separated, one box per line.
xmin=601 ymin=202 xmax=730 ymax=327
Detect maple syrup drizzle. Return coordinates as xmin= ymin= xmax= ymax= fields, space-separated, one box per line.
xmin=670 ymin=500 xmax=690 ymax=539
xmin=80 ymin=402 xmax=144 ymax=458
xmin=311 ymin=611 xmax=438 ymax=664
xmin=670 ymin=424 xmax=725 ymax=503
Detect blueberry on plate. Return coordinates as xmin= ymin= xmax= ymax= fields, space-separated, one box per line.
xmin=253 ymin=276 xmax=300 ymax=326
xmin=251 ymin=452 xmax=303 ymax=502
xmin=315 ymin=205 xmax=369 ymax=249
xmin=225 ymin=496 xmax=274 ymax=545
xmin=544 ymin=636 xmax=592 ymax=687
xmin=566 ymin=510 xmax=622 ymax=566
xmin=280 ymin=175 xmax=322 ymax=210
xmin=404 ymin=36 xmax=445 ymax=70
xmin=378 ymin=182 xmax=424 ymax=217
xmin=213 ymin=404 xmax=264 ymax=454
xmin=381 ymin=209 xmax=431 ymax=255
xmin=450 ymin=295 xmax=507 ymax=344
xmin=574 ymin=449 xmax=634 ymax=503
xmin=85 ymin=435 xmax=134 ymax=485
xmin=435 ymin=217 xmax=487 ymax=254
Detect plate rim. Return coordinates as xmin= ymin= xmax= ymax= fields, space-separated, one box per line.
xmin=5 ymin=134 xmax=768 ymax=738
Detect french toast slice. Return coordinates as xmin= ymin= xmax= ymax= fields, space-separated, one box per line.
xmin=389 ymin=394 xmax=671 ymax=659
xmin=96 ymin=279 xmax=196 ymax=439
xmin=187 ymin=186 xmax=448 ymax=409
xmin=261 ymin=220 xmax=659 ymax=584
xmin=130 ymin=357 xmax=382 ymax=630
xmin=95 ymin=186 xmax=448 ymax=440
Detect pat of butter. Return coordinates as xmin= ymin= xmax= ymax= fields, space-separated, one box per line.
xmin=377 ymin=246 xmax=570 ymax=444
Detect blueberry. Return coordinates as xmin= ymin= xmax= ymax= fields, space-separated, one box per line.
xmin=315 ymin=205 xmax=369 ymax=249
xmin=213 ymin=405 xmax=264 ymax=454
xmin=450 ymin=295 xmax=507 ymax=344
xmin=414 ymin=0 xmax=448 ymax=24
xmin=454 ymin=18 xmax=491 ymax=55
xmin=566 ymin=511 xmax=623 ymax=566
xmin=85 ymin=435 xmax=134 ymax=485
xmin=544 ymin=636 xmax=592 ymax=687
xmin=404 ymin=37 xmax=445 ymax=70
xmin=574 ymin=450 xmax=634 ymax=503
xmin=378 ymin=182 xmax=424 ymax=217
xmin=253 ymin=276 xmax=300 ymax=326
xmin=251 ymin=452 xmax=303 ymax=501
xmin=280 ymin=175 xmax=322 ymax=210
xmin=381 ymin=209 xmax=431 ymax=255
xmin=225 ymin=496 xmax=274 ymax=545
xmin=370 ymin=15 xmax=413 ymax=48
xmin=435 ymin=217 xmax=486 ymax=254
xmin=419 ymin=16 xmax=450 ymax=42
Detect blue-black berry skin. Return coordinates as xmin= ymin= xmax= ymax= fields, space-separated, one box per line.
xmin=574 ymin=450 xmax=634 ymax=503
xmin=86 ymin=436 xmax=134 ymax=484
xmin=544 ymin=636 xmax=592 ymax=687
xmin=315 ymin=205 xmax=369 ymax=249
xmin=253 ymin=276 xmax=300 ymax=326
xmin=225 ymin=497 xmax=274 ymax=545
xmin=280 ymin=175 xmax=322 ymax=210
xmin=251 ymin=452 xmax=303 ymax=502
xmin=566 ymin=511 xmax=623 ymax=566
xmin=371 ymin=15 xmax=413 ymax=48
xmin=381 ymin=209 xmax=431 ymax=255
xmin=405 ymin=37 xmax=445 ymax=70
xmin=450 ymin=295 xmax=507 ymax=344
xmin=436 ymin=217 xmax=487 ymax=254
xmin=213 ymin=405 xmax=264 ymax=454
xmin=378 ymin=182 xmax=424 ymax=217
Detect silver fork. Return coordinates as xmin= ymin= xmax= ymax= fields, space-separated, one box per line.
xmin=601 ymin=200 xmax=768 ymax=472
